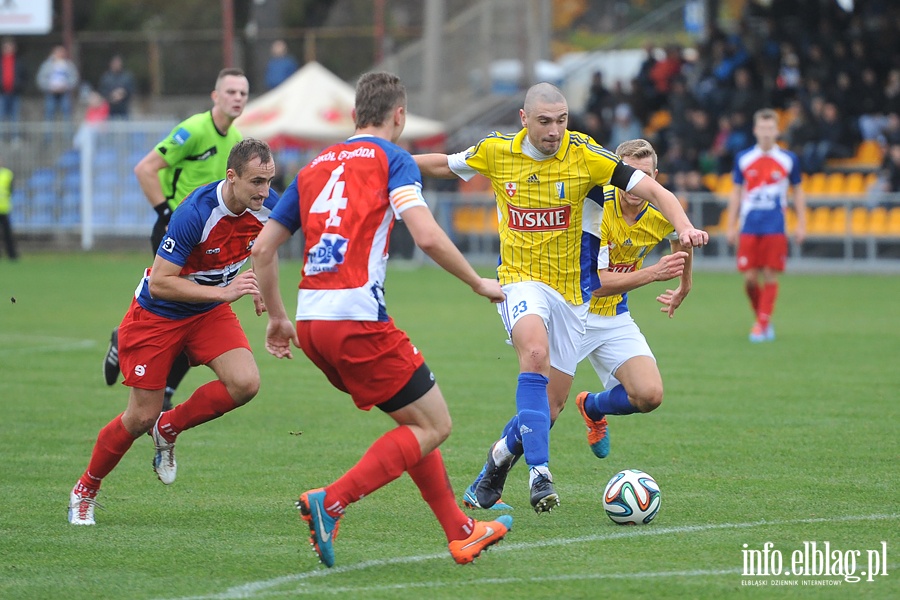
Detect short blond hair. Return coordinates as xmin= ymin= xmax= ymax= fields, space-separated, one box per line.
xmin=615 ymin=138 xmax=657 ymax=171
xmin=753 ymin=108 xmax=778 ymax=125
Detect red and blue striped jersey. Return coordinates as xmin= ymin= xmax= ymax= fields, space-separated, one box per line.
xmin=270 ymin=134 xmax=428 ymax=321
xmin=136 ymin=180 xmax=279 ymax=319
xmin=732 ymin=145 xmax=802 ymax=235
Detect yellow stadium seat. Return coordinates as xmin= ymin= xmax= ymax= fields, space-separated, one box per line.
xmin=824 ymin=173 xmax=845 ymax=196
xmin=856 ymin=140 xmax=884 ymax=166
xmin=644 ymin=109 xmax=672 ymax=136
xmin=842 ymin=172 xmax=866 ymax=196
xmin=849 ymin=206 xmax=869 ymax=235
xmin=702 ymin=173 xmax=719 ymax=192
xmin=715 ymin=173 xmax=734 ymax=196
xmin=888 ymin=207 xmax=900 ymax=236
xmin=826 ymin=139 xmax=885 ymax=171
xmin=453 ymin=206 xmax=479 ymax=234
xmin=483 ymin=205 xmax=499 ymax=232
xmin=868 ymin=206 xmax=887 ymax=236
xmin=829 ymin=206 xmax=848 ymax=235
xmin=805 ymin=172 xmax=827 ymax=196
xmin=807 ymin=206 xmax=832 ymax=235
xmin=785 ymin=207 xmax=797 ymax=234
xmin=865 ymin=172 xmax=879 ymax=190
xmin=706 ymin=208 xmax=729 ymax=235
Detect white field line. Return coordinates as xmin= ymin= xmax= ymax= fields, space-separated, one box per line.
xmin=162 ymin=513 xmax=899 ymax=600
xmin=0 ymin=334 xmax=96 ymax=355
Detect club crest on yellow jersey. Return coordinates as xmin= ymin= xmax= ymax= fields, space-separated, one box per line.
xmin=505 ymin=182 xmax=517 ymax=197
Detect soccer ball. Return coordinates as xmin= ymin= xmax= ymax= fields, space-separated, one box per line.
xmin=602 ymin=469 xmax=661 ymax=525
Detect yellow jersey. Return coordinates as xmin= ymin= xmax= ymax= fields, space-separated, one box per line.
xmin=590 ymin=186 xmax=675 ymax=316
xmin=462 ymin=128 xmax=624 ymax=304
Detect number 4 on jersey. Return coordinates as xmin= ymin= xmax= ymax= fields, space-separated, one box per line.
xmin=309 ymin=164 xmax=349 ymax=227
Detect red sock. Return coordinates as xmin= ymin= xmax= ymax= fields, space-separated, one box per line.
xmin=757 ymin=282 xmax=779 ymax=328
xmin=156 ymin=380 xmax=237 ymax=442
xmin=408 ymin=449 xmax=473 ymax=542
xmin=745 ymin=281 xmax=760 ymax=315
xmin=324 ymin=425 xmax=421 ymax=517
xmin=78 ymin=414 xmax=138 ymax=490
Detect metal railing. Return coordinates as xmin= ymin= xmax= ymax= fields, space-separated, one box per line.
xmin=4 ymin=122 xmax=899 ymax=270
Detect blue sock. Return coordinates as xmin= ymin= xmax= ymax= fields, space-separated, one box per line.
xmin=584 ymin=384 xmax=635 ymax=419
xmin=501 ymin=414 xmax=557 ymax=457
xmin=515 ymin=372 xmax=550 ymax=467
xmin=501 ymin=416 xmax=523 ymax=456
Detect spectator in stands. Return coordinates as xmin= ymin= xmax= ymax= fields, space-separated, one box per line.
xmin=726 ymin=67 xmax=766 ymax=125
xmin=0 ymin=152 xmax=18 ymax=260
xmin=801 ymin=43 xmax=833 ymax=87
xmin=722 ymin=111 xmax=753 ymax=173
xmin=98 ymin=55 xmax=136 ymax=119
xmin=856 ymin=67 xmax=887 ymax=141
xmin=83 ymin=89 xmax=110 ymax=124
xmin=0 ymin=38 xmax=26 ymax=131
xmin=883 ymin=69 xmax=900 ymax=119
xmin=783 ymin=99 xmax=818 ymax=161
xmin=877 ymin=142 xmax=900 ymax=197
xmin=648 ymin=44 xmax=682 ymax=112
xmin=264 ymin=40 xmax=299 ymax=90
xmin=659 ymin=137 xmax=695 ymax=176
xmin=608 ymin=103 xmax=642 ymax=150
xmin=826 ymin=70 xmax=854 ymax=122
xmin=36 ymin=45 xmax=80 ymax=121
xmin=711 ymin=34 xmax=750 ymax=87
xmin=585 ymin=70 xmax=613 ymax=121
xmin=666 ymin=76 xmax=698 ymax=140
xmin=682 ymin=107 xmax=717 ymax=173
xmin=801 ymin=101 xmax=858 ymax=173
xmin=773 ymin=45 xmax=802 ymax=108
xmin=570 ymin=111 xmax=608 ymax=147
xmin=632 ymin=42 xmax=658 ymax=117
xmin=879 ymin=112 xmax=900 ymax=147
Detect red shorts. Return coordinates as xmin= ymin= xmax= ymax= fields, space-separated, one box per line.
xmin=296 ymin=318 xmax=426 ymax=411
xmin=118 ymin=300 xmax=251 ymax=390
xmin=737 ymin=233 xmax=788 ymax=272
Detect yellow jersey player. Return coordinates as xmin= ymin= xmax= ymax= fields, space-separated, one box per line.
xmin=574 ymin=138 xmax=692 ymax=461
xmin=415 ymin=84 xmax=707 ymax=513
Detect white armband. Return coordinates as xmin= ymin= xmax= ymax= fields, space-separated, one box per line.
xmin=624 ymin=169 xmax=646 ymax=192
xmin=448 ymin=150 xmax=478 ymax=182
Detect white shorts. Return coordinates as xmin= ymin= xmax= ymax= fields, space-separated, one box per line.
xmin=498 ymin=281 xmax=587 ymax=376
xmin=577 ymin=311 xmax=655 ymax=389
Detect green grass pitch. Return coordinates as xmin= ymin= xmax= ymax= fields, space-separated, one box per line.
xmin=0 ymin=252 xmax=897 ymax=599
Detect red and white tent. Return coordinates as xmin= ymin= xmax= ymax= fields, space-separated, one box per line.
xmin=235 ymin=61 xmax=445 ymax=149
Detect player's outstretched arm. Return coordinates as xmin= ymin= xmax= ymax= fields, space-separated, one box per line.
xmin=656 ymin=240 xmax=693 ymax=318
xmin=401 ymin=205 xmax=505 ymax=303
xmin=251 ymin=219 xmax=300 ymax=359
xmin=631 ymin=177 xmax=709 ymax=247
xmin=148 ymin=255 xmax=259 ymax=304
xmin=594 ymin=251 xmax=689 ymax=298
xmin=413 ymin=153 xmax=457 ymax=179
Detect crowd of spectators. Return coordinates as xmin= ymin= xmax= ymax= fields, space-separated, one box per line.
xmin=576 ymin=1 xmax=900 ymax=193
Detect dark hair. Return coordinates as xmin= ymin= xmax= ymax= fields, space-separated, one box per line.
xmin=354 ymin=72 xmax=406 ymax=129
xmin=227 ymin=138 xmax=272 ymax=175
xmin=216 ymin=67 xmax=246 ymax=86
